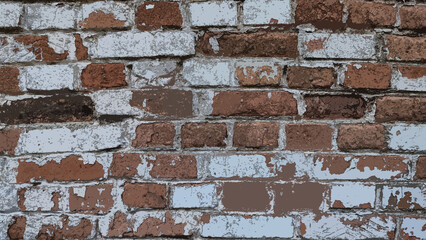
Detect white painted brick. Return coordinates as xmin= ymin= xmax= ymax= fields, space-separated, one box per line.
xmin=182 ymin=59 xmax=235 ymax=86
xmin=78 ymin=1 xmax=133 ymax=28
xmin=388 ymin=124 xmax=426 ymax=151
xmin=299 ymin=33 xmax=377 ymax=59
xmin=0 ymin=216 xmax=14 ymax=240
xmin=24 ymin=4 xmax=75 ymax=30
xmin=243 ymin=0 xmax=292 ymax=25
xmin=400 ymin=217 xmax=426 ymax=239
xmin=171 ymin=184 xmax=216 ymax=208
xmin=131 ymin=60 xmax=178 ymax=88
xmin=91 ymin=31 xmax=195 ymax=58
xmin=330 ymin=183 xmax=375 ymax=208
xmin=20 ymin=186 xmax=65 ymax=211
xmin=0 ymin=3 xmax=22 ymax=28
xmin=189 ymin=1 xmax=238 ymax=27
xmin=91 ymin=89 xmax=137 ymax=115
xmin=0 ymin=184 xmax=18 ymax=211
xmin=19 ymin=65 xmax=74 ymax=91
xmin=382 ymin=186 xmax=425 ymax=209
xmin=208 ymin=155 xmax=275 ymax=178
xmin=15 ymin=125 xmax=123 ymax=154
xmin=392 ymin=67 xmax=426 ymax=92
xmin=201 ymin=215 xmax=293 ymax=238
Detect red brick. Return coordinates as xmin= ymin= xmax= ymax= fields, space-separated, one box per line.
xmin=295 ymin=0 xmax=343 ymax=29
xmin=287 ymin=66 xmax=335 ymax=89
xmin=211 ymin=91 xmax=297 ymax=117
xmin=337 ymin=124 xmax=386 ymax=150
xmin=34 ymin=216 xmax=94 ymax=240
xmin=122 ymin=183 xmax=167 ymax=208
xmin=221 ymin=182 xmax=270 ymax=211
xmin=233 ymin=122 xmax=279 ymax=150
xmin=136 ymin=1 xmax=183 ymax=31
xmin=69 ymin=184 xmax=114 ymax=214
xmin=181 ymin=122 xmax=227 ymax=148
xmin=399 ymin=6 xmax=426 ymax=30
xmin=304 ymin=95 xmax=366 ymax=119
xmin=386 ymin=35 xmax=426 ymax=61
xmin=396 ymin=66 xmax=426 ymax=79
xmin=81 ymin=63 xmax=127 ymax=90
xmin=375 ymin=97 xmax=426 ymax=122
xmin=235 ymin=64 xmax=282 ymax=86
xmin=14 ymin=35 xmax=69 ymax=63
xmin=415 ymin=157 xmax=426 ymax=180
xmin=197 ymin=32 xmax=299 ymax=58
xmin=0 ymin=128 xmax=21 ymax=155
xmin=347 ymin=0 xmax=396 ymax=28
xmin=344 ymin=63 xmax=391 ymax=89
xmin=8 ymin=216 xmax=26 ymax=240
xmin=74 ymin=34 xmax=88 ymax=61
xmin=286 ymin=124 xmax=333 ymax=151
xmin=0 ymin=67 xmax=20 ymax=95
xmin=132 ymin=123 xmax=175 ymax=148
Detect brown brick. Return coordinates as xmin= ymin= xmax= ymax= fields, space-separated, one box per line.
xmin=132 ymin=123 xmax=175 ymax=148
xmin=181 ymin=123 xmax=227 ymax=148
xmin=235 ymin=63 xmax=282 ymax=86
xmin=295 ymin=0 xmax=343 ymax=29
xmin=375 ymin=97 xmax=426 ymax=122
xmin=197 ymin=32 xmax=299 ymax=58
xmin=0 ymin=128 xmax=21 ymax=155
xmin=8 ymin=216 xmax=26 ymax=240
xmin=211 ymin=91 xmax=297 ymax=116
xmin=304 ymin=95 xmax=366 ymax=119
xmin=347 ymin=0 xmax=396 ymax=28
xmin=399 ymin=6 xmax=426 ymax=30
xmin=81 ymin=63 xmax=127 ymax=90
xmin=0 ymin=95 xmax=94 ymax=124
xmin=69 ymin=184 xmax=114 ymax=214
xmin=122 ymin=183 xmax=166 ymax=208
xmin=287 ymin=66 xmax=335 ymax=89
xmin=33 ymin=216 xmax=94 ymax=240
xmin=286 ymin=124 xmax=333 ymax=151
xmin=74 ymin=34 xmax=88 ymax=61
xmin=0 ymin=67 xmax=20 ymax=95
xmin=415 ymin=157 xmax=426 ymax=180
xmin=337 ymin=124 xmax=386 ymax=150
xmin=233 ymin=122 xmax=279 ymax=150
xmin=386 ymin=35 xmax=426 ymax=61
xmin=344 ymin=63 xmax=391 ymax=89
xmin=14 ymin=35 xmax=69 ymax=63
xmin=396 ymin=66 xmax=426 ymax=79
xmin=78 ymin=9 xmax=126 ymax=29
xmin=136 ymin=1 xmax=182 ymax=31
xmin=222 ymin=182 xmax=270 ymax=211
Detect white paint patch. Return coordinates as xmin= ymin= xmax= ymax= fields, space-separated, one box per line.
xmin=171 ymin=184 xmax=216 ymax=208
xmin=209 ymin=37 xmax=220 ymax=53
xmin=382 ymin=186 xmax=425 ymax=209
xmin=400 ymin=217 xmax=426 ymax=239
xmin=330 ymin=183 xmax=375 ymax=208
xmin=0 ymin=184 xmax=18 ymax=211
xmin=392 ymin=67 xmax=426 ymax=91
xmin=131 ymin=60 xmax=177 ymax=88
xmin=79 ymin=1 xmax=133 ymax=26
xmin=189 ymin=1 xmax=238 ymax=26
xmin=24 ymin=4 xmax=75 ymax=30
xmin=388 ymin=124 xmax=426 ymax=151
xmin=0 ymin=3 xmax=22 ymax=28
xmin=182 ymin=58 xmax=235 ymax=86
xmin=208 ymin=155 xmax=275 ymax=178
xmin=91 ymin=89 xmax=136 ymax=115
xmin=19 ymin=65 xmax=74 ymax=91
xmin=73 ymin=187 xmax=86 ymax=198
xmin=23 ymin=187 xmax=62 ymax=211
xmin=243 ymin=0 xmax=292 ymax=25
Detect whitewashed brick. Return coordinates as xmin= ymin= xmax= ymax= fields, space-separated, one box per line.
xmin=91 ymin=89 xmax=136 ymax=115
xmin=382 ymin=186 xmax=425 ymax=209
xmin=91 ymin=31 xmax=195 ymax=58
xmin=0 ymin=216 xmax=14 ymax=240
xmin=131 ymin=60 xmax=178 ymax=88
xmin=20 ymin=186 xmax=66 ymax=211
xmin=243 ymin=0 xmax=292 ymax=25
xmin=19 ymin=65 xmax=74 ymax=91
xmin=392 ymin=67 xmax=426 ymax=92
xmin=400 ymin=217 xmax=426 ymax=239
xmin=189 ymin=1 xmax=238 ymax=27
xmin=182 ymin=59 xmax=235 ymax=86
xmin=171 ymin=184 xmax=216 ymax=208
xmin=24 ymin=4 xmax=75 ymax=30
xmin=388 ymin=124 xmax=426 ymax=151
xmin=330 ymin=183 xmax=375 ymax=208
xmin=207 ymin=155 xmax=275 ymax=178
xmin=299 ymin=33 xmax=377 ymax=59
xmin=0 ymin=3 xmax=22 ymax=28
xmin=0 ymin=184 xmax=18 ymax=212
xmin=201 ymin=215 xmax=293 ymax=238
xmin=78 ymin=1 xmax=133 ymax=28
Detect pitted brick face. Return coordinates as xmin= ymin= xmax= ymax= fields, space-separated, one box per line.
xmin=347 ymin=1 xmax=396 ymax=28
xmin=0 ymin=67 xmax=20 ymax=95
xmin=136 ymin=1 xmax=183 ymax=31
xmin=81 ymin=63 xmax=127 ymax=90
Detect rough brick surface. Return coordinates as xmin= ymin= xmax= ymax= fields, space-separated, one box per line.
xmin=344 ymin=63 xmax=391 ymax=89
xmin=337 ymin=124 xmax=386 ymax=150
xmin=347 ymin=1 xmax=396 ymax=28
xmin=286 ymin=124 xmax=333 ymax=151
xmin=181 ymin=123 xmax=227 ymax=148
xmin=233 ymin=122 xmax=279 ymax=149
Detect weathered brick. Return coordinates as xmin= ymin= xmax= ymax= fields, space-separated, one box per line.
xmin=376 ymin=97 xmax=426 ymax=122
xmin=0 ymin=3 xmax=22 ymax=28
xmin=18 ymin=186 xmax=64 ymax=211
xmin=0 ymin=67 xmax=20 ymax=94
xmin=386 ymin=35 xmax=426 ymax=61
xmin=74 ymin=33 xmax=89 ymax=61
xmin=136 ymin=1 xmax=182 ymax=31
xmin=78 ymin=1 xmax=133 ymax=29
xmin=0 ymin=184 xmax=18 ymax=212
xmin=388 ymin=124 xmax=426 ymax=151
xmin=132 ymin=122 xmax=175 ymax=148
xmin=123 ymin=183 xmax=166 ymax=208
xmin=345 ymin=63 xmax=391 ymax=89
xmin=382 ymin=186 xmax=424 ymax=210
xmin=415 ymin=157 xmax=426 ymax=180
xmin=347 ymin=0 xmax=396 ymax=28
xmin=400 ymin=217 xmax=426 ymax=239
xmin=182 ymin=59 xmax=235 ymax=86
xmin=171 ymin=184 xmax=216 ymax=208
xmin=197 ymin=32 xmax=298 ymax=58
xmin=181 ymin=123 xmax=227 ymax=148
xmin=211 ymin=91 xmax=297 ymax=116
xmin=221 ymin=182 xmax=270 ymax=211
xmin=0 ymin=128 xmax=21 ymax=155
xmin=131 ymin=60 xmax=178 ymax=88
xmin=189 ymin=1 xmax=237 ymax=27
xmin=304 ymin=95 xmax=366 ymax=119
xmin=69 ymin=184 xmax=113 ymax=214
xmin=80 ymin=63 xmax=127 ymax=90
xmin=287 ymin=66 xmax=335 ymax=89
xmin=19 ymin=65 xmax=74 ymax=91
xmin=286 ymin=124 xmax=333 ymax=151
xmin=392 ymin=66 xmax=426 ymax=91
xmin=337 ymin=124 xmax=386 ymax=150
xmin=330 ymin=183 xmax=375 ymax=209
xmin=6 ymin=216 xmax=26 ymax=240
xmin=24 ymin=4 xmax=74 ymax=30
xmin=235 ymin=61 xmax=282 ymax=86
xmin=295 ymin=0 xmax=343 ymax=29
xmin=233 ymin=122 xmax=279 ymax=149
xmin=243 ymin=0 xmax=292 ymax=25
xmin=399 ymin=6 xmax=426 ymax=30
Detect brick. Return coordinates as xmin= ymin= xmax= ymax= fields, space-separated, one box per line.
xmin=110 ymin=153 xmax=197 ymax=179
xmin=299 ymin=33 xmax=376 ymax=59
xmin=6 ymin=216 xmax=26 ymax=240
xmin=233 ymin=122 xmax=279 ymax=150
xmin=235 ymin=61 xmax=282 ymax=86
xmin=388 ymin=124 xmax=426 ymax=151
xmin=182 ymin=59 xmax=234 ymax=86
xmin=201 ymin=215 xmax=293 ymax=238
xmin=415 ymin=157 xmax=426 ymax=180
xmin=287 ymin=66 xmax=335 ymax=89
xmin=304 ymin=95 xmax=366 ymax=119
xmin=189 ymin=1 xmax=237 ymax=27
xmin=91 ymin=31 xmax=195 ymax=58
xmin=81 ymin=63 xmax=127 ymax=90
xmin=74 ymin=33 xmax=88 ymax=61
xmin=347 ymin=1 xmax=396 ymax=28
xmin=0 ymin=128 xmax=21 ymax=155
xmin=0 ymin=3 xmax=22 ymax=28
xmin=211 ymin=91 xmax=297 ymax=116
xmin=133 ymin=123 xmax=175 ymax=148
xmin=131 ymin=60 xmax=178 ymax=88
xmin=122 ymin=183 xmax=166 ymax=208
xmin=15 ymin=125 xmax=123 ymax=155
xmin=197 ymin=32 xmax=298 ymax=58
xmin=171 ymin=184 xmax=216 ymax=208
xmin=392 ymin=66 xmax=426 ymax=91
xmin=18 ymin=186 xmax=64 ymax=211
xmin=375 ymin=97 xmax=426 ymax=123
xmin=400 ymin=217 xmax=426 ymax=240
xmin=286 ymin=124 xmax=333 ymax=151
xmin=0 ymin=67 xmax=20 ymax=94
xmin=78 ymin=1 xmax=133 ymax=29
xmin=19 ymin=65 xmax=74 ymax=91
xmin=181 ymin=123 xmax=227 ymax=148
xmin=243 ymin=0 xmax=292 ymax=25
xmin=221 ymin=182 xmax=270 ymax=211
xmin=337 ymin=124 xmax=386 ymax=150
xmin=386 ymin=35 xmax=426 ymax=61
xmin=136 ymin=1 xmax=182 ymax=31
xmin=0 ymin=184 xmax=18 ymax=212
xmin=382 ymin=186 xmax=424 ymax=210
xmin=345 ymin=63 xmax=391 ymax=89
xmin=24 ymin=4 xmax=74 ymax=30
xmin=69 ymin=184 xmax=113 ymax=214
xmin=400 ymin=6 xmax=426 ymax=30
xmin=295 ymin=0 xmax=343 ymax=29
xmin=330 ymin=183 xmax=375 ymax=209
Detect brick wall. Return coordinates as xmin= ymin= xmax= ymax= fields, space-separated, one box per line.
xmin=0 ymin=0 xmax=425 ymax=239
